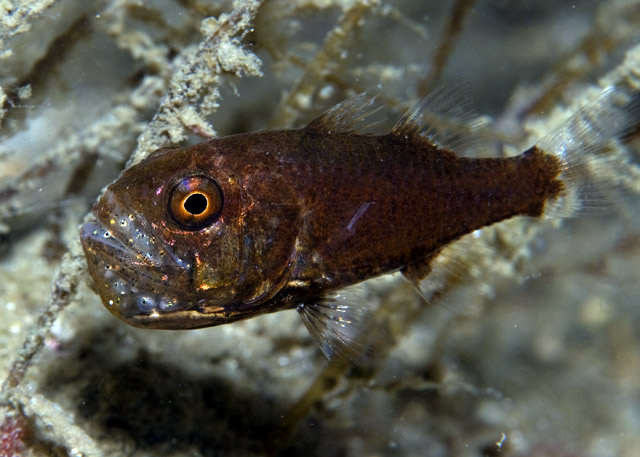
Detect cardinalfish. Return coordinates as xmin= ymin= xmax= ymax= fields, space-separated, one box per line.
xmin=81 ymin=87 xmax=637 ymax=359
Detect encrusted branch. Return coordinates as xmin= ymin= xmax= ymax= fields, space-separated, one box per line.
xmin=127 ymin=0 xmax=264 ymax=166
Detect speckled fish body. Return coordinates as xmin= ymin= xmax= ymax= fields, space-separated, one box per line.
xmin=80 ymin=91 xmax=630 ymax=357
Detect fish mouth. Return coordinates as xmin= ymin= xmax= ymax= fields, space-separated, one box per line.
xmin=80 ymin=199 xmax=201 ymax=327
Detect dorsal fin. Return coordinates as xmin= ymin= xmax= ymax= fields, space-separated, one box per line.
xmin=305 ymin=92 xmax=383 ymax=134
xmin=391 ymin=82 xmax=481 ymax=152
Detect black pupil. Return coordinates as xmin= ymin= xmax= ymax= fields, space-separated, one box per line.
xmin=184 ymin=193 xmax=208 ymax=215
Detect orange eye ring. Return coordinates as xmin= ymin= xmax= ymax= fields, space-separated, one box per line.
xmin=168 ymin=175 xmax=223 ymax=230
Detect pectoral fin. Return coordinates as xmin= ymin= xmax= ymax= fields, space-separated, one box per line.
xmin=296 ymin=282 xmax=379 ymax=363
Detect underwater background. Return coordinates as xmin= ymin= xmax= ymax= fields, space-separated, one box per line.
xmin=0 ymin=0 xmax=639 ymax=456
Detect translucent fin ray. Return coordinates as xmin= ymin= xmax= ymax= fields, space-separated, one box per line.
xmin=535 ymin=86 xmax=640 ymax=218
xmin=297 ymin=282 xmax=379 ymax=364
xmin=391 ymin=82 xmax=482 ymax=152
xmin=406 ymin=232 xmax=495 ymax=318
xmin=304 ymin=92 xmax=383 ymax=134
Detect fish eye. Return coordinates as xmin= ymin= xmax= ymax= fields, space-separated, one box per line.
xmin=168 ymin=175 xmax=223 ymax=230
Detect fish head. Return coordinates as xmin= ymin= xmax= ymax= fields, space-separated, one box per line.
xmin=81 ymin=141 xmax=301 ymax=329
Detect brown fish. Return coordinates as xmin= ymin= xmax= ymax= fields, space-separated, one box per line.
xmin=80 ymin=89 xmax=634 ymax=358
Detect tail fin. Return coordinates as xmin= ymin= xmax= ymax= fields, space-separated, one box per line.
xmin=534 ymin=86 xmax=640 ymax=219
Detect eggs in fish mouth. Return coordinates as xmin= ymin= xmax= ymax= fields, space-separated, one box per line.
xmin=81 ymin=196 xmax=197 ymax=323
xmin=81 ymin=140 xmax=304 ymax=330
xmin=80 ymin=173 xmax=273 ymax=328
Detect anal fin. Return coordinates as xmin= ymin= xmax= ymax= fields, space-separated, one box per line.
xmin=401 ymin=251 xmax=446 ymax=302
xmin=401 ymin=252 xmax=437 ymax=283
xmin=404 ymin=231 xmax=496 ymax=315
